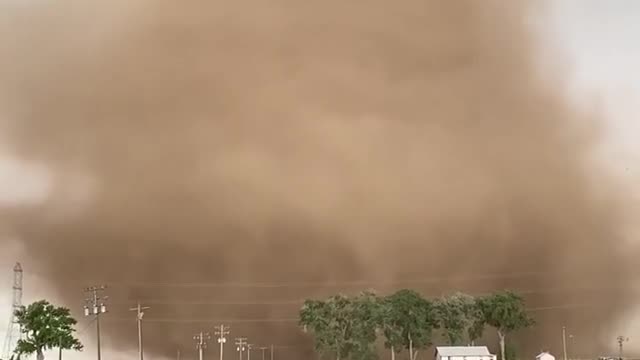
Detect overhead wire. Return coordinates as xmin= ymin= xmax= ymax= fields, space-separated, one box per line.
xmin=100 ymin=302 xmax=607 ymax=324
xmin=96 ymin=270 xmax=563 ymax=288
xmin=109 ymin=284 xmax=634 ymax=306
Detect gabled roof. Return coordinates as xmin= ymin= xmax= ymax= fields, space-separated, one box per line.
xmin=435 ymin=346 xmax=492 ymax=357
xmin=537 ymin=353 xmax=555 ymax=359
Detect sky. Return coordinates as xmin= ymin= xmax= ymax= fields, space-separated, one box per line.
xmin=550 ymin=0 xmax=640 ymax=350
xmin=546 ymin=0 xmax=640 ymax=169
xmin=0 ymin=1 xmax=638 ymax=359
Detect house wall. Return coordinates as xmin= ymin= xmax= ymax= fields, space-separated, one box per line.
xmin=438 ymin=355 xmax=497 ymax=360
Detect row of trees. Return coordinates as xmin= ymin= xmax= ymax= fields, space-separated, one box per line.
xmin=299 ymin=290 xmax=534 ymax=360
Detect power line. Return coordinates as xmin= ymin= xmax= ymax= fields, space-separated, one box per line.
xmin=77 ymin=317 xmax=98 ymax=336
xmin=112 ymin=285 xmax=632 ymax=306
xmin=527 ymin=303 xmax=601 ymax=312
xmin=113 ymin=295 xmax=612 ymax=307
xmin=113 ymin=300 xmax=305 ymax=306
xmin=108 ymin=318 xmax=296 ymax=324
xmin=95 ymin=271 xmax=560 ymax=288
xmin=0 ymin=269 xmax=577 ymax=285
xmin=99 ymin=303 xmax=606 ymax=324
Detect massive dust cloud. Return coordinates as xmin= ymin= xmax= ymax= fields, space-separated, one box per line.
xmin=0 ymin=0 xmax=634 ymax=358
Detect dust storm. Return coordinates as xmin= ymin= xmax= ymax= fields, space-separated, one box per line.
xmin=0 ymin=0 xmax=633 ymax=358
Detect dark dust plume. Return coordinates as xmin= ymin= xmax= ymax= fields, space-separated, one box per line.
xmin=0 ymin=0 xmax=634 ymax=358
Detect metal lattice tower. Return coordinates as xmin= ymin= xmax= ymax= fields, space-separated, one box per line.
xmin=2 ymin=263 xmax=23 ymax=360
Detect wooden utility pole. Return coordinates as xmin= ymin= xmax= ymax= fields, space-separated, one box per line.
xmin=83 ymin=286 xmax=107 ymax=360
xmin=259 ymin=347 xmax=268 ymax=360
xmin=129 ymin=302 xmax=150 ymax=360
xmin=194 ymin=332 xmax=211 ymax=360
xmin=562 ymin=326 xmax=568 ymax=360
xmin=215 ymin=325 xmax=230 ymax=360
xmin=235 ymin=338 xmax=247 ymax=360
xmin=247 ymin=344 xmax=253 ymax=360
xmin=617 ymin=336 xmax=629 ymax=360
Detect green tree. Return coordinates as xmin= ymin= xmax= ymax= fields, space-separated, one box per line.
xmin=467 ymin=317 xmax=485 ymax=346
xmin=467 ymin=296 xmax=486 ymax=345
xmin=478 ymin=291 xmax=534 ymax=360
xmin=434 ymin=292 xmax=477 ymax=345
xmin=13 ymin=300 xmax=83 ymax=360
xmin=300 ymin=291 xmax=380 ymax=360
xmin=379 ymin=289 xmax=437 ymax=360
xmin=349 ymin=291 xmax=380 ymax=360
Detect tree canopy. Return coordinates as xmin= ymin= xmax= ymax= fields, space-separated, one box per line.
xmin=467 ymin=296 xmax=487 ymax=345
xmin=300 ymin=289 xmax=534 ymax=360
xmin=434 ymin=292 xmax=478 ymax=345
xmin=300 ymin=291 xmax=380 ymax=360
xmin=14 ymin=300 xmax=83 ymax=360
xmin=477 ymin=291 xmax=534 ymax=360
xmin=379 ymin=289 xmax=437 ymax=360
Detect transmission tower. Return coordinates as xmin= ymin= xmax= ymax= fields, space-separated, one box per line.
xmin=2 ymin=263 xmax=23 ymax=360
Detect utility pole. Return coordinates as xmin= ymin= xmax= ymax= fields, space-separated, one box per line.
xmin=246 ymin=344 xmax=253 ymax=360
xmin=568 ymin=333 xmax=575 ymax=360
xmin=129 ymin=302 xmax=150 ymax=360
xmin=235 ymin=338 xmax=247 ymax=360
xmin=617 ymin=336 xmax=629 ymax=360
xmin=176 ymin=348 xmax=181 ymax=360
xmin=270 ymin=345 xmax=274 ymax=360
xmin=562 ymin=326 xmax=568 ymax=360
xmin=215 ymin=325 xmax=230 ymax=360
xmin=259 ymin=347 xmax=268 ymax=360
xmin=194 ymin=332 xmax=211 ymax=360
xmin=84 ymin=286 xmax=107 ymax=360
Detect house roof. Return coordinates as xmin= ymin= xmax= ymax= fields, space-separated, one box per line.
xmin=537 ymin=353 xmax=555 ymax=359
xmin=435 ymin=346 xmax=493 ymax=357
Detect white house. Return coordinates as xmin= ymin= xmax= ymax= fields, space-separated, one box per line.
xmin=435 ymin=346 xmax=497 ymax=360
xmin=536 ymin=352 xmax=556 ymax=360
